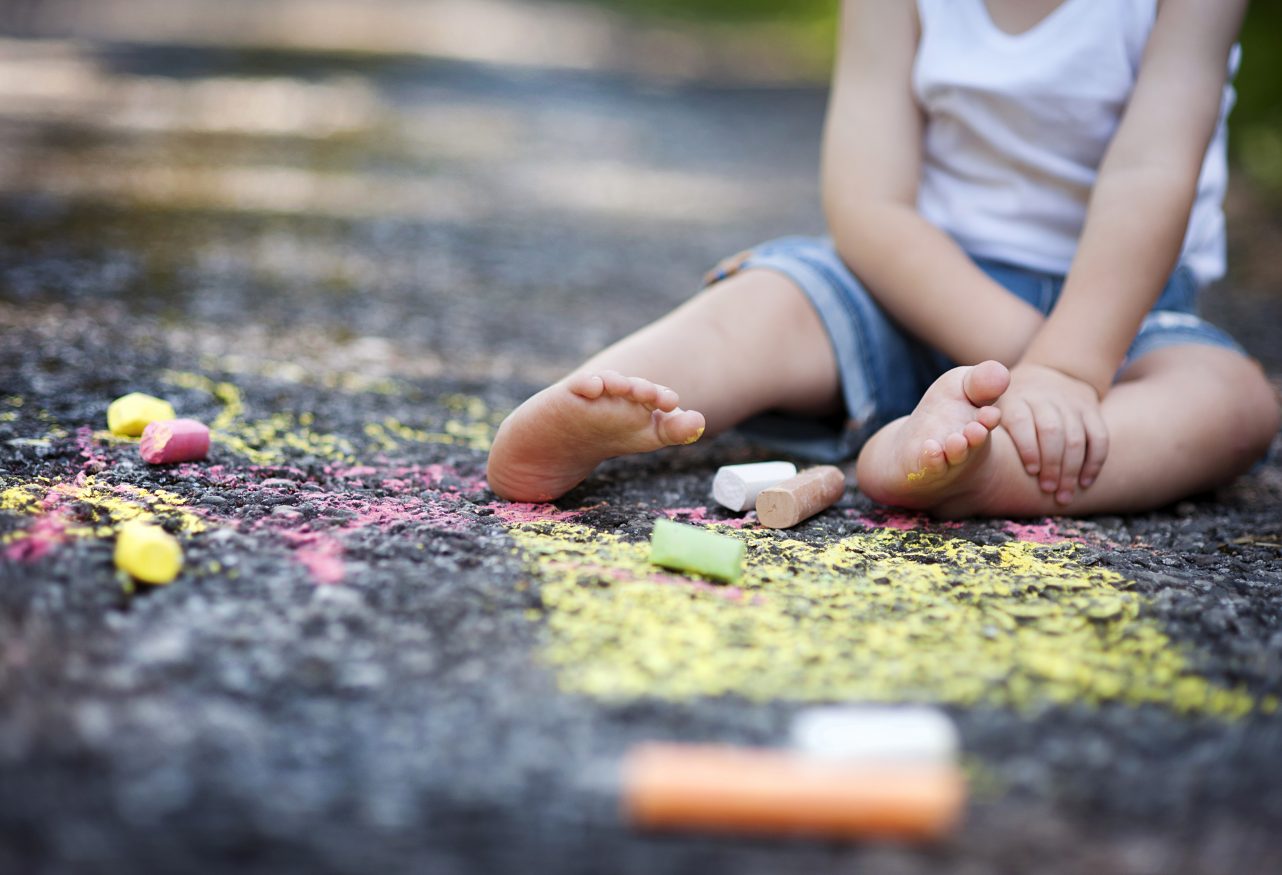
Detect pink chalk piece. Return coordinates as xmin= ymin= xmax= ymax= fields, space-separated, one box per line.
xmin=140 ymin=419 xmax=211 ymax=465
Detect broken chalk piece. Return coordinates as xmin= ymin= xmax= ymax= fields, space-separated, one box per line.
xmin=623 ymin=742 xmax=967 ymax=841
xmin=648 ymin=518 xmax=744 ymax=583
xmin=711 ymin=460 xmax=797 ymax=512
xmin=755 ymin=465 xmax=846 ymax=529
xmin=790 ymin=706 xmax=960 ymax=764
xmin=140 ymin=418 xmax=211 ymax=464
xmin=114 ymin=521 xmax=182 ymax=585
xmin=107 ymin=392 xmax=176 ymax=437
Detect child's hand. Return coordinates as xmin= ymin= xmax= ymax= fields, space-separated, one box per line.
xmin=997 ymin=362 xmax=1109 ymax=505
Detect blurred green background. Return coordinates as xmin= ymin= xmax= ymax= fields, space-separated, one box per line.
xmin=583 ymin=0 xmax=1282 ymax=199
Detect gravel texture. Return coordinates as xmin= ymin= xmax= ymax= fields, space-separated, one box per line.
xmin=2 ymin=33 xmax=1282 ymax=875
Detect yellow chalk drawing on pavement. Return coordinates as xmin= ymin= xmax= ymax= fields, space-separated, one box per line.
xmin=1 ymin=483 xmax=42 ymax=514
xmin=203 ymin=353 xmax=404 ymax=396
xmin=364 ymin=397 xmax=503 ymax=452
xmin=365 ymin=414 xmax=497 ymax=452
xmin=162 ymin=371 xmax=500 ymax=462
xmin=510 ymin=521 xmax=1257 ymax=717
xmin=164 ymin=370 xmax=359 ymax=465
xmin=1 ymin=475 xmax=206 ymax=546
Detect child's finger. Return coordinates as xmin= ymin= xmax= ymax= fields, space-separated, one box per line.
xmin=1033 ymin=403 xmax=1064 ymax=495
xmin=1003 ymin=402 xmax=1041 ymax=475
xmin=1079 ymin=409 xmax=1109 ymax=488
xmin=1056 ymin=414 xmax=1087 ymax=505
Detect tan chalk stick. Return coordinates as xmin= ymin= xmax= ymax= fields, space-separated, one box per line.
xmin=755 ymin=465 xmax=845 ymax=529
xmin=623 ymin=743 xmax=966 ymax=841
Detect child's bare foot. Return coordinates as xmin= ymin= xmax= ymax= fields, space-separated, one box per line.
xmin=856 ymin=361 xmax=1010 ymax=510
xmin=486 ymin=370 xmax=706 ymax=502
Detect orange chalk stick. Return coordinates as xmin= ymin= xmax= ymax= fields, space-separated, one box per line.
xmin=755 ymin=465 xmax=845 ymax=529
xmin=140 ymin=418 xmax=210 ymax=464
xmin=623 ymin=743 xmax=965 ymax=841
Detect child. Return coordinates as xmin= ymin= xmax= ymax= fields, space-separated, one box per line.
xmin=486 ymin=0 xmax=1279 ymax=518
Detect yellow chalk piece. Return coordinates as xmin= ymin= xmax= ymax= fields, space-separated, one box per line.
xmin=107 ymin=393 xmax=175 ymax=437
xmin=114 ymin=522 xmax=182 ymax=585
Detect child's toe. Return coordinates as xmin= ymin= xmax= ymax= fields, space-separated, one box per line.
xmin=629 ymin=377 xmax=658 ymax=405
xmin=601 ymin=371 xmax=631 ymax=397
xmin=567 ymin=373 xmax=605 ymax=399
xmin=963 ymin=421 xmax=989 ymax=446
xmin=920 ymin=439 xmax=947 ymax=474
xmin=962 ymin=360 xmax=1010 ymax=407
xmin=656 ymin=409 xmax=705 ymax=446
xmin=653 ymin=386 xmax=680 ymax=412
xmin=943 ymin=431 xmax=970 ymax=464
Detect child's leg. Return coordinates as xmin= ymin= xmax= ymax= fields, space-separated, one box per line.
xmin=486 ymin=269 xmax=842 ymax=501
xmin=856 ymin=345 xmax=1280 ymax=518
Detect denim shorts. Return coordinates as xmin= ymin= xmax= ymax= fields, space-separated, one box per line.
xmin=719 ymin=235 xmax=1245 ymax=463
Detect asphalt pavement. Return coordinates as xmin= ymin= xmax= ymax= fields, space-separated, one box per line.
xmin=2 ymin=17 xmax=1282 ymax=875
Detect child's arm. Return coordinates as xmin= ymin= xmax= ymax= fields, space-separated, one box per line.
xmin=821 ymin=0 xmax=1045 ymax=368
xmin=1004 ymin=0 xmax=1247 ymax=502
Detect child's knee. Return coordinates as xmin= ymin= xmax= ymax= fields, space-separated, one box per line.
xmin=1213 ymin=354 xmax=1279 ymax=461
xmin=1242 ymin=363 xmax=1281 ymax=454
xmin=702 ymin=267 xmax=820 ymax=333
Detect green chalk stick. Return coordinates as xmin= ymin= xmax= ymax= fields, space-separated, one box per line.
xmin=649 ymin=518 xmax=745 ymax=583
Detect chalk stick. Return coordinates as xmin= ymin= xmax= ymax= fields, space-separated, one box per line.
xmin=114 ymin=521 xmax=182 ymax=585
xmin=140 ymin=418 xmax=211 ymax=464
xmin=107 ymin=392 xmax=175 ymax=437
xmin=711 ymin=461 xmax=797 ymax=512
xmin=755 ymin=465 xmax=845 ymax=529
xmin=790 ymin=706 xmax=960 ymax=764
xmin=623 ymin=742 xmax=966 ymax=841
xmin=649 ymin=518 xmax=744 ymax=583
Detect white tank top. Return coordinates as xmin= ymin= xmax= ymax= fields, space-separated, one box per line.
xmin=913 ymin=0 xmax=1238 ymax=284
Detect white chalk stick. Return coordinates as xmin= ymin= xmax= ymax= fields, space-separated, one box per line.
xmin=790 ymin=706 xmax=959 ymax=764
xmin=712 ymin=461 xmax=797 ymax=512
